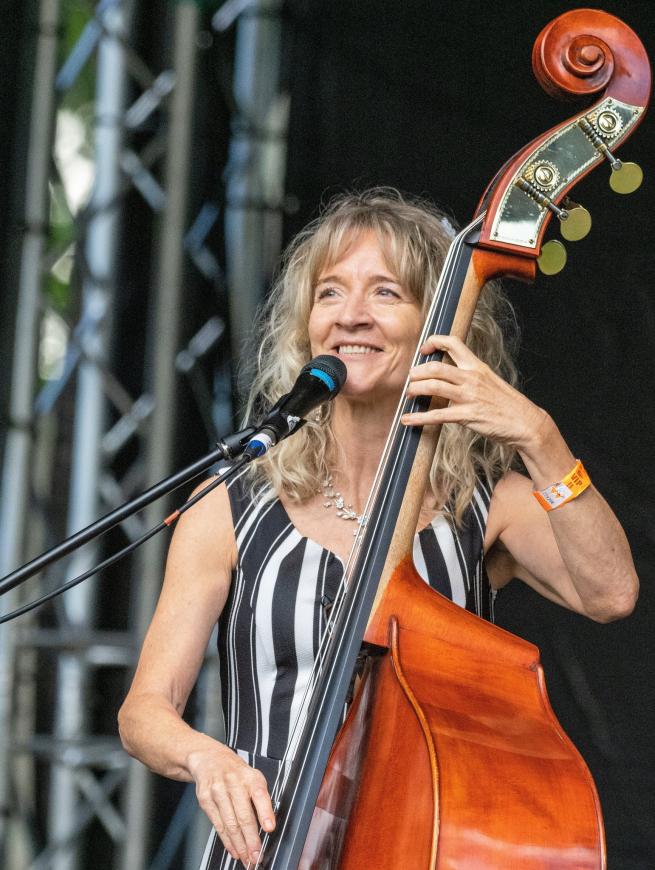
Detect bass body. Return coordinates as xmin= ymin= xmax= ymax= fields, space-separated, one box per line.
xmin=302 ymin=561 xmax=604 ymax=869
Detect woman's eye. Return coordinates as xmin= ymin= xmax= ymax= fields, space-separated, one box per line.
xmin=316 ymin=287 xmax=337 ymax=300
xmin=376 ymin=286 xmax=400 ymax=298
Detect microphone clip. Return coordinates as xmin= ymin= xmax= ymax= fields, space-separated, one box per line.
xmin=243 ymin=398 xmax=308 ymax=461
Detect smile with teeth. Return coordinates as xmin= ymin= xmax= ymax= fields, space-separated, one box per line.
xmin=337 ymin=345 xmax=382 ymax=354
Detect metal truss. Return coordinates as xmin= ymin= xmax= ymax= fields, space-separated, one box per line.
xmin=0 ymin=0 xmax=286 ymax=868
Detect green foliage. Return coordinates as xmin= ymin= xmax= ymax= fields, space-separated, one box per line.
xmin=45 ymin=1 xmax=99 ymax=316
xmin=59 ymin=0 xmax=97 ymax=109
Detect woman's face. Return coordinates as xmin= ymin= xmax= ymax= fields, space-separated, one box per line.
xmin=308 ymin=229 xmax=423 ymax=403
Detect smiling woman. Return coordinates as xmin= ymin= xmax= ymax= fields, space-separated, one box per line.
xmin=118 ymin=187 xmax=638 ymax=869
xmin=245 ymin=188 xmax=519 ymax=527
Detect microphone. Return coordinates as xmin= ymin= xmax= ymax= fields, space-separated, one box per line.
xmin=244 ymin=355 xmax=347 ymax=459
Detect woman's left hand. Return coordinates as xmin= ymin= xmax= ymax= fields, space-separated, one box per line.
xmin=402 ymin=334 xmax=545 ymax=448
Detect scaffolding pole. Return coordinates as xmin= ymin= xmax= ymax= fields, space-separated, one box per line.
xmin=0 ymin=2 xmax=61 ymax=867
xmin=121 ymin=4 xmax=200 ymax=868
xmin=224 ymin=0 xmax=287 ymax=372
xmin=46 ymin=3 xmax=131 ymax=869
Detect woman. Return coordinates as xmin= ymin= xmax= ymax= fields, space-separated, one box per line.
xmin=118 ymin=189 xmax=638 ymax=868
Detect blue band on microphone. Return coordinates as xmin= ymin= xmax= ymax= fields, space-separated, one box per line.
xmin=309 ymin=368 xmax=335 ymax=392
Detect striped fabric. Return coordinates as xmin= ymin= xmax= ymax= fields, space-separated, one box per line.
xmin=199 ymin=468 xmax=494 ymax=870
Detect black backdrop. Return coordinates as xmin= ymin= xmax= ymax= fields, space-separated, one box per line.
xmin=281 ymin=2 xmax=655 ymax=867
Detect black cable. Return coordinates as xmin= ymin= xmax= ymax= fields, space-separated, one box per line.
xmin=0 ymin=459 xmax=247 ymax=626
xmin=0 ymin=431 xmax=256 ymax=598
xmin=0 ymin=524 xmax=164 ymax=626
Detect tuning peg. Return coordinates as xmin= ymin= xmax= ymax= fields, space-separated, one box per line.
xmin=609 ymin=161 xmax=643 ymax=195
xmin=537 ymin=239 xmax=567 ymax=275
xmin=559 ymin=199 xmax=592 ymax=241
xmin=578 ymin=117 xmax=643 ymax=195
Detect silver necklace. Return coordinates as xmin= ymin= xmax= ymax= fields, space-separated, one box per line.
xmin=321 ymin=475 xmax=367 ymax=534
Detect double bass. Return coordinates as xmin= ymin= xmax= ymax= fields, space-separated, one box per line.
xmin=247 ymin=9 xmax=650 ymax=868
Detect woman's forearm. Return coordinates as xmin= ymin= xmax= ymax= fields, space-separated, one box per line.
xmin=519 ymin=413 xmax=639 ymax=621
xmin=118 ymin=692 xmax=223 ymax=781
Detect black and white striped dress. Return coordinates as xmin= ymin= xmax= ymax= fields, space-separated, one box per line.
xmin=200 ymin=468 xmax=495 ymax=870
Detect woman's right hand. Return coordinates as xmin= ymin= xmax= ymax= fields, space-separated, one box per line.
xmin=187 ymin=742 xmax=276 ymax=866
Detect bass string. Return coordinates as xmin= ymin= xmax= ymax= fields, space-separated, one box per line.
xmin=253 ymin=214 xmax=484 ymax=868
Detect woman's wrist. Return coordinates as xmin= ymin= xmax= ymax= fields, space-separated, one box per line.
xmin=185 ymin=734 xmax=231 ymax=776
xmin=516 ymin=410 xmax=577 ymax=489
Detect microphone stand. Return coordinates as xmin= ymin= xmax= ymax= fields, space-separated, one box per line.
xmin=0 ymin=426 xmax=256 ymax=597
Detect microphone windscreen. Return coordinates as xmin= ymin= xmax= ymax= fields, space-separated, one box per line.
xmin=300 ymin=355 xmax=347 ymax=397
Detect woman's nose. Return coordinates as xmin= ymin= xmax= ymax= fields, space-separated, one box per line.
xmin=336 ymin=292 xmax=372 ymax=328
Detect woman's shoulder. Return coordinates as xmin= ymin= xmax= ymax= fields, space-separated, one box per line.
xmin=172 ymin=474 xmax=239 ymax=573
xmin=485 ymin=469 xmax=533 ymax=550
xmin=489 ymin=468 xmax=531 ymax=501
xmin=466 ymin=463 xmax=517 ymax=519
xmin=186 ymin=463 xmax=270 ymax=523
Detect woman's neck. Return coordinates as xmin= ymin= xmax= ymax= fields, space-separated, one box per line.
xmin=329 ymin=397 xmax=398 ymax=509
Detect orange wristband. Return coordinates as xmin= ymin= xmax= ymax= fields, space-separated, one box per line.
xmin=532 ymin=459 xmax=591 ymax=512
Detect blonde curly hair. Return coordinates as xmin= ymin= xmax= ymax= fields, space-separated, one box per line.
xmin=243 ymin=188 xmax=519 ymax=524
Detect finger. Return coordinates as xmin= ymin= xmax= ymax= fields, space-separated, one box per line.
xmin=420 ymin=334 xmax=476 ymax=367
xmin=197 ymin=792 xmax=239 ymax=862
xmin=250 ymin=777 xmax=276 ymax=833
xmin=214 ymin=787 xmax=250 ymax=865
xmin=405 ymin=378 xmax=460 ymax=401
xmin=230 ymin=784 xmax=266 ymax=864
xmin=401 ymin=405 xmax=471 ymax=426
xmin=408 ymin=360 xmax=465 ymax=384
